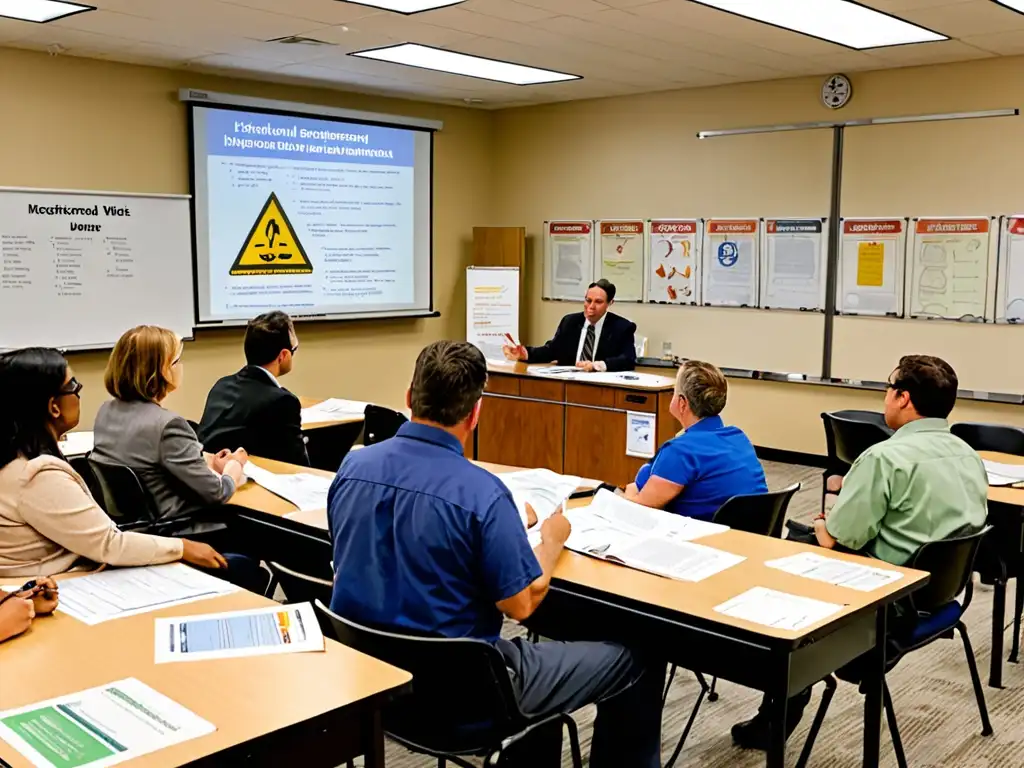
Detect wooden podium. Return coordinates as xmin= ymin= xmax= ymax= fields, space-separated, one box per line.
xmin=475 ymin=362 xmax=678 ymax=487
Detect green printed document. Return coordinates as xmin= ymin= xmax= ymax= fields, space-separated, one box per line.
xmin=0 ymin=678 xmax=214 ymax=768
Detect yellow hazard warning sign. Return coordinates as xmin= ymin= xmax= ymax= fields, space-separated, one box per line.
xmin=229 ymin=192 xmax=312 ymax=276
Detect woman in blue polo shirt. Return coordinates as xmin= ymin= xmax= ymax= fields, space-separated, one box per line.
xmin=625 ymin=360 xmax=766 ymax=520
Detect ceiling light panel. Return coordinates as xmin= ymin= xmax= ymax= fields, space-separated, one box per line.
xmin=692 ymin=0 xmax=947 ymax=50
xmin=990 ymin=0 xmax=1024 ymax=14
xmin=0 ymin=0 xmax=94 ymax=22
xmin=336 ymin=0 xmax=466 ymax=13
xmin=350 ymin=43 xmax=581 ymax=85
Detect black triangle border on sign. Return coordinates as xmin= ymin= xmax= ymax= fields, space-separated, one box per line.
xmin=229 ymin=191 xmax=313 ymax=276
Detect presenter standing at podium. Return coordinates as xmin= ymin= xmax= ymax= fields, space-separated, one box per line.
xmin=503 ymin=279 xmax=637 ymax=372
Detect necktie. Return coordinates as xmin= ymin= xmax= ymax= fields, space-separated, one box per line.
xmin=581 ymin=323 xmax=595 ymax=362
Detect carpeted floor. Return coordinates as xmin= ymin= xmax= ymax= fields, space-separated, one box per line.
xmin=346 ymin=461 xmax=1024 ymax=767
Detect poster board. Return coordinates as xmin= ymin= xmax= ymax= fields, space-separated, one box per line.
xmin=908 ymin=217 xmax=995 ymax=322
xmin=837 ymin=218 xmax=907 ymax=317
xmin=595 ymin=219 xmax=645 ymax=302
xmin=701 ymin=219 xmax=760 ymax=308
xmin=467 ymin=266 xmax=519 ymax=362
xmin=0 ymin=187 xmax=195 ymax=351
xmin=760 ymin=218 xmax=827 ymax=311
xmin=997 ymin=215 xmax=1024 ymax=324
xmin=543 ymin=220 xmax=594 ymax=301
xmin=647 ymin=219 xmax=701 ymax=305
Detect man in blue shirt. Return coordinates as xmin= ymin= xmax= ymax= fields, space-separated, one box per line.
xmin=328 ymin=340 xmax=665 ymax=767
xmin=625 ymin=360 xmax=767 ymax=519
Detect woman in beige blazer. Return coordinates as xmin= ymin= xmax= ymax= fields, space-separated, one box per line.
xmin=0 ymin=347 xmax=227 ymax=580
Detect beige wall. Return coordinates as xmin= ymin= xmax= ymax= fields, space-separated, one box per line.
xmin=493 ymin=55 xmax=1024 ymax=455
xmin=0 ymin=47 xmax=493 ymax=427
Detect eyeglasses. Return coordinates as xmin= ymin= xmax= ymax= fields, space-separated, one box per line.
xmin=289 ymin=343 xmax=299 ymax=355
xmin=58 ymin=377 xmax=83 ymax=398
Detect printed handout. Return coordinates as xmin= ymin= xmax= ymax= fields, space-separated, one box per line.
xmin=245 ymin=462 xmax=332 ymax=512
xmin=496 ymin=468 xmax=581 ymax=529
xmin=56 ymin=564 xmax=238 ymax=626
xmin=982 ymin=459 xmax=1024 ymax=487
xmin=715 ymin=586 xmax=843 ymax=631
xmin=765 ymin=552 xmax=903 ymax=592
xmin=0 ymin=678 xmax=214 ymax=768
xmin=155 ymin=602 xmax=325 ymax=663
xmin=300 ymin=398 xmax=369 ymax=426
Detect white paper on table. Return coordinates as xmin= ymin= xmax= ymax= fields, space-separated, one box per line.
xmin=579 ymin=371 xmax=675 ymax=387
xmin=612 ymin=537 xmax=745 ymax=582
xmin=586 ymin=489 xmax=729 ymax=542
xmin=982 ymin=459 xmax=1024 ymax=487
xmin=55 ymin=564 xmax=238 ymax=626
xmin=496 ymin=468 xmax=581 ymax=528
xmin=625 ymin=411 xmax=656 ymax=459
xmin=154 ymin=602 xmax=324 ymax=664
xmin=300 ymin=398 xmax=369 ymax=426
xmin=765 ymin=552 xmax=903 ymax=592
xmin=0 ymin=677 xmax=215 ymax=768
xmin=715 ymin=586 xmax=843 ymax=631
xmin=58 ymin=430 xmax=94 ymax=458
xmin=245 ymin=463 xmax=332 ymax=512
xmin=529 ymin=366 xmax=584 ymax=379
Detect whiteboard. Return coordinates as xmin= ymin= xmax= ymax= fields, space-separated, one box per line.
xmin=466 ymin=266 xmax=519 ymax=362
xmin=760 ymin=218 xmax=827 ymax=311
xmin=543 ymin=220 xmax=595 ymax=301
xmin=0 ymin=188 xmax=194 ymax=351
xmin=837 ymin=218 xmax=907 ymax=317
xmin=647 ymin=219 xmax=701 ymax=305
xmin=701 ymin=219 xmax=759 ymax=308
xmin=595 ymin=219 xmax=645 ymax=302
xmin=908 ymin=217 xmax=995 ymax=322
xmin=997 ymin=215 xmax=1024 ymax=324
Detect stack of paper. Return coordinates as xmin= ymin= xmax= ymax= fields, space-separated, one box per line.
xmin=715 ymin=586 xmax=843 ymax=631
xmin=59 ymin=430 xmax=94 ymax=458
xmin=982 ymin=459 xmax=1024 ymax=487
xmin=56 ymin=563 xmax=238 ymax=625
xmin=497 ymin=468 xmax=582 ymax=529
xmin=245 ymin=463 xmax=332 ymax=512
xmin=765 ymin=552 xmax=904 ymax=592
xmin=300 ymin=398 xmax=370 ymax=426
xmin=0 ymin=678 xmax=215 ymax=768
xmin=154 ymin=602 xmax=325 ymax=663
xmin=562 ymin=490 xmax=741 ymax=582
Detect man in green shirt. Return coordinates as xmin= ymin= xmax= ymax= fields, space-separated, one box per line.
xmin=732 ymin=354 xmax=988 ymax=751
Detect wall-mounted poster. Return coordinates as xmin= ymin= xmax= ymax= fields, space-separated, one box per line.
xmin=647 ymin=219 xmax=701 ymax=305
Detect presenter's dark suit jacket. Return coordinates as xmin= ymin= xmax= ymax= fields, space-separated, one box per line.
xmin=526 ymin=311 xmax=637 ymax=372
xmin=198 ymin=365 xmax=310 ymax=466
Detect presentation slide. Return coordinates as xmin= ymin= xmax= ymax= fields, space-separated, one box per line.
xmin=191 ymin=104 xmax=433 ymax=324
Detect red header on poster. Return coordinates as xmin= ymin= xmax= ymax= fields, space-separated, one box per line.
xmin=707 ymin=220 xmax=757 ymax=234
xmin=549 ymin=222 xmax=591 ymax=235
xmin=915 ymin=218 xmax=989 ymax=234
xmin=651 ymin=220 xmax=697 ymax=235
xmin=1009 ymin=218 xmax=1024 ymax=236
xmin=843 ymin=220 xmax=903 ymax=235
xmin=600 ymin=221 xmax=643 ymax=235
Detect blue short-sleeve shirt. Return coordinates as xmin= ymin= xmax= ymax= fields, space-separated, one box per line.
xmin=327 ymin=422 xmax=542 ymax=642
xmin=635 ymin=415 xmax=767 ymax=521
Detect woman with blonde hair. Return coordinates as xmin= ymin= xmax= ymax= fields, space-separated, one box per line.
xmin=0 ymin=347 xmax=230 ymax=583
xmin=92 ymin=325 xmax=246 ymax=531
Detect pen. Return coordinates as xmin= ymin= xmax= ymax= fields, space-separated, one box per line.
xmin=504 ymin=332 xmax=520 ymax=347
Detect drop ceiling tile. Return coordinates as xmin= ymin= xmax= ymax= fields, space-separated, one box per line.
xmin=866 ymin=37 xmax=995 ymax=63
xmin=460 ymin=0 xmax=559 ymax=23
xmin=863 ymin=0 xmax=974 ymax=11
xmin=322 ymin=13 xmax=481 ymax=46
xmin=538 ymin=15 xmax=683 ymax=61
xmin=190 ymin=53 xmax=290 ymax=72
xmin=902 ymin=0 xmax=1024 ymax=37
xmin=218 ymin=0 xmax=387 ymax=25
xmin=961 ymin=28 xmax=1024 ymax=54
xmin=515 ymin=0 xmax=617 ymax=17
xmin=214 ymin=37 xmax=353 ymax=63
xmin=0 ymin=17 xmax=34 ymax=43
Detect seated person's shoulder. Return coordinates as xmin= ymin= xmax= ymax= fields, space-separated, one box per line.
xmin=10 ymin=454 xmax=74 ymax=485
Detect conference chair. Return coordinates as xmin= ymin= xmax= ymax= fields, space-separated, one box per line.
xmin=819 ymin=411 xmax=892 ymax=512
xmin=951 ymin=421 xmax=1024 ymax=456
xmin=87 ymin=458 xmax=162 ymax=532
xmin=316 ymin=601 xmax=583 ymax=768
xmin=363 ymin=404 xmax=408 ymax=446
xmin=795 ymin=526 xmax=994 ymax=768
xmin=231 ymin=513 xmax=333 ymax=596
xmin=662 ymin=484 xmax=801 ymax=768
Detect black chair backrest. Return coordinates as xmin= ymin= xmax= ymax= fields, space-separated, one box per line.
xmin=951 ymin=422 xmax=1024 ymax=456
xmin=907 ymin=525 xmax=992 ymax=613
xmin=315 ymin=600 xmax=522 ymax=751
xmin=232 ymin=515 xmax=333 ymax=580
xmin=712 ymin=483 xmax=801 ymax=539
xmin=363 ymin=404 xmax=408 ymax=446
xmin=86 ymin=458 xmax=159 ymax=531
xmin=267 ymin=562 xmax=334 ymax=631
xmin=822 ymin=412 xmax=892 ymax=467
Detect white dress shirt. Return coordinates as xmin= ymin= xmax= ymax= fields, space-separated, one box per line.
xmin=254 ymin=365 xmax=281 ymax=388
xmin=574 ymin=314 xmax=608 ymax=372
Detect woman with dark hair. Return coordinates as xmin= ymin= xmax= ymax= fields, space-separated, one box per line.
xmin=0 ymin=347 xmax=228 ymax=579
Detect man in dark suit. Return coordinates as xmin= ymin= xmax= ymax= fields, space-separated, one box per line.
xmin=503 ymin=279 xmax=637 ymax=372
xmin=198 ymin=311 xmax=309 ymax=466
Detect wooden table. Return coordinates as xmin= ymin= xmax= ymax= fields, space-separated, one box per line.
xmin=299 ymin=396 xmax=365 ymax=431
xmin=0 ymin=580 xmax=411 ymax=768
xmin=298 ymin=396 xmax=365 ymax=472
xmin=233 ymin=458 xmax=928 ymax=767
xmin=476 ymin=362 xmax=677 ymax=487
xmin=979 ymin=450 xmax=1024 ymax=688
